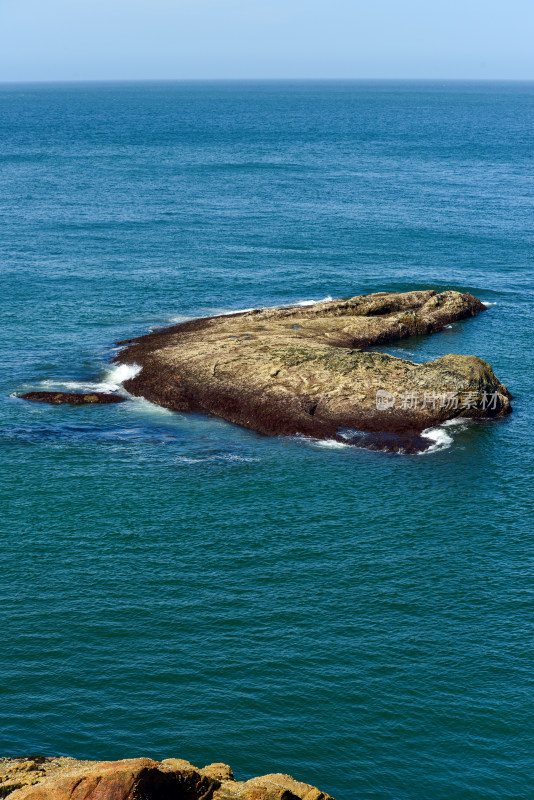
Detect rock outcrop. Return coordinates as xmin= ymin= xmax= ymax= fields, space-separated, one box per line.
xmin=115 ymin=290 xmax=511 ymax=452
xmin=0 ymin=757 xmax=335 ymax=800
xmin=20 ymin=392 xmax=125 ymax=406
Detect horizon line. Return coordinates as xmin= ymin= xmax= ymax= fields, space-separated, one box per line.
xmin=1 ymin=76 xmax=534 ymax=86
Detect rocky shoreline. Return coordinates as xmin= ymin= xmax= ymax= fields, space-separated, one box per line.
xmin=20 ymin=392 xmax=125 ymax=406
xmin=0 ymin=756 xmax=334 ymax=800
xmin=115 ymin=290 xmax=511 ymax=453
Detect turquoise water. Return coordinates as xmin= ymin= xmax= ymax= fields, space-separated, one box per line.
xmin=1 ymin=81 xmax=533 ymax=799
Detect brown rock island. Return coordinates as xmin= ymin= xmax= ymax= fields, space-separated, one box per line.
xmin=115 ymin=289 xmax=511 ymax=454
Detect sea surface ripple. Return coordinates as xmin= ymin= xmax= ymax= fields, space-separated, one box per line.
xmin=1 ymin=81 xmax=533 ymax=800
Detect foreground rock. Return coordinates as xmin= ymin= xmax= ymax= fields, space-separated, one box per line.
xmin=115 ymin=290 xmax=511 ymax=453
xmin=0 ymin=757 xmax=334 ymax=800
xmin=20 ymin=392 xmax=126 ymax=406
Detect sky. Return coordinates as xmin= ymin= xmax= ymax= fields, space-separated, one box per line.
xmin=1 ymin=0 xmax=533 ymax=82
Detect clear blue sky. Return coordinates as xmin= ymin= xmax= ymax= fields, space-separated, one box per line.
xmin=1 ymin=0 xmax=533 ymax=82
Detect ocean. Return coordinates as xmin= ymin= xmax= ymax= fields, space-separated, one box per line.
xmin=1 ymin=81 xmax=533 ymax=799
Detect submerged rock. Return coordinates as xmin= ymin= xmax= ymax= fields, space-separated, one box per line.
xmin=0 ymin=757 xmax=334 ymax=800
xmin=20 ymin=391 xmax=126 ymax=406
xmin=115 ymin=290 xmax=511 ymax=452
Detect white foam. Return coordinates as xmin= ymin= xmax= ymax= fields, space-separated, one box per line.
xmin=293 ymin=295 xmax=334 ymax=307
xmin=211 ymin=307 xmax=256 ymax=317
xmin=212 ymin=297 xmax=335 ymax=314
xmin=34 ymin=378 xmax=103 ymax=392
xmin=31 ymin=363 xmax=142 ymax=395
xmin=219 ymin=454 xmax=260 ymax=462
xmin=442 ymin=416 xmax=470 ymax=428
xmin=315 ymin=439 xmax=350 ymax=449
xmin=297 ymin=435 xmax=350 ymax=450
xmin=483 ymin=301 xmax=498 ymax=307
xmin=211 ymin=297 xmax=335 ymax=315
xmin=169 ymin=314 xmax=194 ymax=324
xmin=124 ymin=396 xmax=175 ymax=416
xmin=420 ymin=426 xmax=454 ymax=454
xmin=104 ymin=363 xmax=142 ymax=389
xmin=174 ymin=454 xmax=260 ymax=465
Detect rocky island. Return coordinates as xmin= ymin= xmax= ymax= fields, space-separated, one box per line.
xmin=0 ymin=756 xmax=333 ymax=800
xmin=115 ymin=289 xmax=511 ymax=453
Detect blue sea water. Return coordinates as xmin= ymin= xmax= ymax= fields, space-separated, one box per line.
xmin=1 ymin=81 xmax=533 ymax=799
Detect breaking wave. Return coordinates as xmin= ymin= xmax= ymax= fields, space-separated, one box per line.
xmin=310 ymin=438 xmax=351 ymax=449
xmin=30 ymin=363 xmax=142 ymax=395
xmin=420 ymin=426 xmax=454 ymax=453
xmin=293 ymin=295 xmax=334 ymax=307
xmin=104 ymin=363 xmax=142 ymax=389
